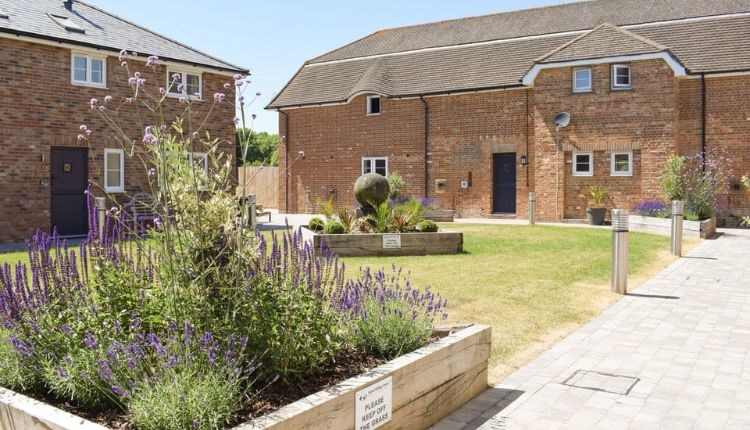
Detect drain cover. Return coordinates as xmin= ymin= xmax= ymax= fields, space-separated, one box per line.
xmin=562 ymin=370 xmax=639 ymax=395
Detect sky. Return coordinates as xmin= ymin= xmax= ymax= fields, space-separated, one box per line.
xmin=89 ymin=0 xmax=570 ymax=134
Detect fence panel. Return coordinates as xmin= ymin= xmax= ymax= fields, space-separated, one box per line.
xmin=237 ymin=166 xmax=279 ymax=208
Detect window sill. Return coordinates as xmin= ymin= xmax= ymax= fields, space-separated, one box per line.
xmin=572 ymin=173 xmax=593 ymax=177
xmin=105 ymin=188 xmax=125 ymax=193
xmin=572 ymin=89 xmax=592 ymax=94
xmin=610 ymin=173 xmax=633 ymax=177
xmin=610 ymin=86 xmax=632 ymax=91
xmin=366 ymin=113 xmax=381 ymax=116
xmin=166 ymin=93 xmax=203 ymax=102
xmin=71 ymin=81 xmax=107 ymax=89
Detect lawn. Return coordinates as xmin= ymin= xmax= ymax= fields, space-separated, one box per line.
xmin=1 ymin=224 xmax=677 ymax=382
xmin=340 ymin=223 xmax=675 ymax=381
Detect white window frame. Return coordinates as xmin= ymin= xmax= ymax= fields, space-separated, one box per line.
xmin=572 ymin=151 xmax=594 ymax=177
xmin=71 ymin=52 xmax=107 ymax=88
xmin=361 ymin=156 xmax=388 ymax=176
xmin=572 ymin=67 xmax=592 ymax=93
xmin=611 ymin=64 xmax=632 ymax=90
xmin=366 ymin=95 xmax=381 ymax=116
xmin=167 ymin=69 xmax=202 ymax=100
xmin=104 ymin=148 xmax=125 ymax=193
xmin=611 ymin=150 xmax=633 ymax=177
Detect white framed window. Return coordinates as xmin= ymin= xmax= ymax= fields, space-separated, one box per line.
xmin=611 ymin=64 xmax=631 ymax=90
xmin=362 ymin=156 xmax=387 ymax=176
xmin=104 ymin=148 xmax=125 ymax=193
xmin=71 ymin=53 xmax=106 ymax=87
xmin=611 ymin=150 xmax=633 ymax=176
xmin=573 ymin=68 xmax=592 ymax=93
xmin=572 ymin=151 xmax=593 ymax=176
xmin=366 ymin=96 xmax=381 ymax=115
xmin=167 ymin=70 xmax=202 ymax=100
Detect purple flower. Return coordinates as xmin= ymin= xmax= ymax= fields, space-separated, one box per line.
xmin=233 ymin=117 xmax=240 ymax=125
xmin=84 ymin=332 xmax=97 ymax=349
xmin=120 ymin=61 xmax=128 ymax=68
xmin=223 ymin=82 xmax=231 ymax=89
xmin=118 ymin=49 xmax=127 ymax=61
xmin=213 ymin=93 xmax=226 ymax=103
xmin=89 ymin=98 xmax=98 ymax=109
xmin=193 ymin=419 xmax=200 ymax=430
xmin=147 ymin=168 xmax=156 ymax=176
xmin=159 ymin=87 xmax=166 ymax=95
xmin=146 ymin=55 xmax=159 ymax=67
xmin=104 ymin=95 xmax=113 ymax=103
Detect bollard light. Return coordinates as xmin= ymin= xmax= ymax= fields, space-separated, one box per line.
xmin=671 ymin=200 xmax=684 ymax=257
xmin=95 ymin=197 xmax=106 ymax=241
xmin=611 ymin=209 xmax=629 ymax=295
xmin=528 ymin=192 xmax=536 ymax=225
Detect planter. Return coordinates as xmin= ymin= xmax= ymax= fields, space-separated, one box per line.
xmin=628 ymin=215 xmax=716 ymax=239
xmin=0 ymin=325 xmax=491 ymax=430
xmin=423 ymin=209 xmax=455 ymax=222
xmin=586 ymin=207 xmax=606 ymax=225
xmin=236 ymin=324 xmax=490 ymax=430
xmin=301 ymin=228 xmax=463 ymax=257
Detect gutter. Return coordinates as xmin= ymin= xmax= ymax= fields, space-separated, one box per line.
xmin=419 ymin=96 xmax=430 ymax=200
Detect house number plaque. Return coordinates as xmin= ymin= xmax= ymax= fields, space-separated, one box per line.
xmin=382 ymin=234 xmax=401 ymax=249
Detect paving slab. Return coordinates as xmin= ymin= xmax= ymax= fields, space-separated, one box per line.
xmin=432 ymin=228 xmax=750 ymax=429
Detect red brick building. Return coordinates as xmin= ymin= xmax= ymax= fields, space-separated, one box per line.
xmin=268 ymin=0 xmax=750 ymax=225
xmin=0 ymin=0 xmax=246 ymax=243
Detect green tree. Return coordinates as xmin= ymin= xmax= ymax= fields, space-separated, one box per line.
xmin=237 ymin=129 xmax=279 ymax=166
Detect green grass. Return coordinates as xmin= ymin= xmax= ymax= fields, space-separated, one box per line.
xmin=340 ymin=223 xmax=673 ymax=379
xmin=1 ymin=224 xmax=674 ymax=381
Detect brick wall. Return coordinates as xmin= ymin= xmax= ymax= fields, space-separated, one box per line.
xmin=0 ymin=39 xmax=237 ymax=243
xmin=279 ymin=59 xmax=750 ymax=224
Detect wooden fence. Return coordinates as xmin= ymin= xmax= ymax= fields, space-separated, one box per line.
xmin=237 ymin=166 xmax=279 ymax=208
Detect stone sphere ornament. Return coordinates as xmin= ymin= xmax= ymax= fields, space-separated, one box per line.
xmin=353 ymin=173 xmax=390 ymax=208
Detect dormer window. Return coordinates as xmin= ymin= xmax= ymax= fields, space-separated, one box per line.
xmin=573 ymin=68 xmax=592 ymax=93
xmin=48 ymin=13 xmax=84 ymax=33
xmin=71 ymin=53 xmax=106 ymax=88
xmin=611 ymin=64 xmax=631 ymax=90
xmin=366 ymin=96 xmax=381 ymax=115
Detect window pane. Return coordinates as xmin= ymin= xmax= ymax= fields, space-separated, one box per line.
xmin=363 ymin=159 xmax=372 ymax=173
xmin=614 ymin=154 xmax=630 ymax=172
xmin=168 ymin=72 xmax=182 ymax=93
xmin=106 ymin=171 xmax=121 ymax=188
xmin=375 ymin=159 xmax=386 ymax=176
xmin=90 ymin=59 xmax=103 ymax=83
xmin=73 ymin=56 xmax=87 ymax=81
xmin=575 ymin=154 xmax=590 ymax=171
xmin=186 ymin=74 xmax=200 ymax=96
xmin=369 ymin=97 xmax=380 ymax=114
xmin=615 ymin=67 xmax=630 ymax=86
xmin=574 ymin=70 xmax=590 ymax=89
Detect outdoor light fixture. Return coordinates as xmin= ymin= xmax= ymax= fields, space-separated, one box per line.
xmin=520 ymin=155 xmax=528 ymax=167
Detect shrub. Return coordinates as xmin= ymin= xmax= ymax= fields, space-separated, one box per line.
xmin=0 ymin=329 xmax=36 ymax=390
xmin=632 ymin=199 xmax=668 ymax=217
xmin=336 ymin=208 xmax=355 ymax=233
xmin=660 ymin=149 xmax=734 ymax=220
xmin=336 ymin=267 xmax=447 ymax=359
xmin=416 ymin=220 xmax=439 ymax=232
xmin=324 ymin=221 xmax=345 ymax=234
xmin=308 ymin=217 xmax=325 ymax=231
xmin=387 ymin=171 xmax=407 ymax=202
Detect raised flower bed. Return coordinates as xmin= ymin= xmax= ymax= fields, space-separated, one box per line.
xmin=301 ymin=227 xmax=463 ymax=257
xmin=1 ymin=324 xmax=491 ymax=430
xmin=628 ymin=215 xmax=716 ymax=239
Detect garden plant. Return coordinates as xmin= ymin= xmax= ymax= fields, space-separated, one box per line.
xmin=0 ymin=53 xmax=446 ymax=430
xmin=661 ymin=149 xmax=734 ymax=220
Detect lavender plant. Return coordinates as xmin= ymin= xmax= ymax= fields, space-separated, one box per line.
xmin=632 ymin=199 xmax=668 ymax=217
xmin=661 ymin=149 xmax=734 ymax=220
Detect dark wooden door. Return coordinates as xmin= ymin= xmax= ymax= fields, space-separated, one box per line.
xmin=492 ymin=153 xmax=517 ymax=213
xmin=51 ymin=148 xmax=88 ymax=236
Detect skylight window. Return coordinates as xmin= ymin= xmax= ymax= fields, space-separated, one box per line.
xmin=48 ymin=13 xmax=85 ymax=33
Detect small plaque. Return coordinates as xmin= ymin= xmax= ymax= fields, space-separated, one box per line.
xmin=63 ymin=163 xmax=72 ymax=172
xmin=355 ymin=377 xmax=392 ymax=430
xmin=382 ymin=234 xmax=401 ymax=249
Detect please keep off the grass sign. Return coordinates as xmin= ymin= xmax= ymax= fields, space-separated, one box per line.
xmin=355 ymin=377 xmax=393 ymax=429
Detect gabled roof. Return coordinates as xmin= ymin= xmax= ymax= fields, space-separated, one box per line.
xmin=0 ymin=0 xmax=246 ymax=74
xmin=535 ymin=23 xmax=666 ymax=64
xmin=308 ymin=0 xmax=750 ymax=64
xmin=268 ymin=0 xmax=750 ymax=109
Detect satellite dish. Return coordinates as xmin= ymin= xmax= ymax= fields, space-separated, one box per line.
xmin=553 ymin=112 xmax=571 ymax=128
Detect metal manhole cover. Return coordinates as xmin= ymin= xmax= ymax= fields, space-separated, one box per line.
xmin=562 ymin=370 xmax=639 ymax=395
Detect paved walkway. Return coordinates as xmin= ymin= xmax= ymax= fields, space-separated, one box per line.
xmin=433 ymin=229 xmax=750 ymax=430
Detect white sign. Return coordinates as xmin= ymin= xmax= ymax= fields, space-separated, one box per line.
xmin=382 ymin=234 xmax=401 ymax=249
xmin=355 ymin=377 xmax=393 ymax=430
